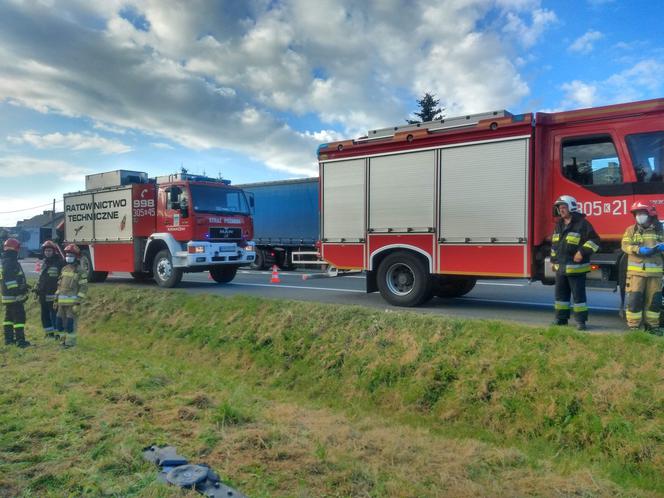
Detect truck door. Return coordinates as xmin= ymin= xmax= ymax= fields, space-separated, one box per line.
xmin=551 ymin=131 xmax=635 ymax=239
xmin=158 ymin=185 xmax=191 ymax=234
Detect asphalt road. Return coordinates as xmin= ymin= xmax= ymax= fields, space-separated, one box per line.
xmin=21 ymin=259 xmax=628 ymax=332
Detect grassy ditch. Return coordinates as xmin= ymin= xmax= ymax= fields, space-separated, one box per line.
xmin=0 ymin=285 xmax=663 ymax=497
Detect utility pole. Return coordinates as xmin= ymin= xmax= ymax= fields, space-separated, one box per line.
xmin=51 ymin=198 xmax=56 ymax=240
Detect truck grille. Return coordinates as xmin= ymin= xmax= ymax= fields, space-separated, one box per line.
xmin=209 ymin=227 xmax=242 ymax=240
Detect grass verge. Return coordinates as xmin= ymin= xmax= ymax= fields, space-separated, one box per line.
xmin=0 ymin=285 xmax=662 ymax=497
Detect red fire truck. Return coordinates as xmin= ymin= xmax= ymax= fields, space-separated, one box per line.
xmin=63 ymin=170 xmax=255 ymax=287
xmin=317 ymin=98 xmax=664 ymax=306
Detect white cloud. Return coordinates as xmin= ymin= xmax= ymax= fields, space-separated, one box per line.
xmin=558 ymin=59 xmax=664 ymax=109
xmin=93 ymin=121 xmax=129 ymax=134
xmin=502 ymin=8 xmax=557 ymax=48
xmin=0 ymin=155 xmax=89 ymax=181
xmin=561 ymin=80 xmax=597 ymax=108
xmin=8 ymin=131 xmax=132 ymax=154
xmin=569 ymin=30 xmax=603 ymax=54
xmin=0 ymin=0 xmax=553 ymax=175
xmin=150 ymin=142 xmax=174 ymax=149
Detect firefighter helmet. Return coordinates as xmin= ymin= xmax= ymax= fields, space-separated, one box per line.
xmin=554 ymin=195 xmax=579 ymax=214
xmin=41 ymin=240 xmax=58 ymax=251
xmin=629 ymin=200 xmax=657 ymax=216
xmin=64 ymin=243 xmax=81 ymax=257
xmin=3 ymin=238 xmax=20 ymax=252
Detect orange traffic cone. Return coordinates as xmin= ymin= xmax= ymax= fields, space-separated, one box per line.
xmin=270 ymin=265 xmax=281 ymax=284
xmin=35 ymin=260 xmax=42 ymax=273
xmin=208 ymin=272 xmax=213 ymax=280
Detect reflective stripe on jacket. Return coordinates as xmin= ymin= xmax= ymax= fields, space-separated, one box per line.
xmin=621 ymin=223 xmax=664 ymax=276
xmin=550 ymin=213 xmax=601 ymax=275
xmin=38 ymin=257 xmax=64 ymax=299
xmin=56 ymin=264 xmax=88 ymax=305
xmin=1 ymin=253 xmax=27 ymax=304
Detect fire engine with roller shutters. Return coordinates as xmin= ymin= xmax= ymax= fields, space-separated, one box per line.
xmin=62 ymin=170 xmax=256 ymax=287
xmin=317 ymin=98 xmax=664 ymax=306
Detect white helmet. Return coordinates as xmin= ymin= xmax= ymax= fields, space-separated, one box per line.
xmin=554 ymin=195 xmax=579 ymax=214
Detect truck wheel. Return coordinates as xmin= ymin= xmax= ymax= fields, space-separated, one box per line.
xmin=153 ymin=249 xmax=183 ymax=288
xmin=250 ymin=249 xmax=267 ymax=270
xmin=377 ymin=251 xmax=432 ymax=307
xmin=80 ymin=250 xmax=108 ymax=283
xmin=209 ymin=265 xmax=238 ymax=283
xmin=433 ymin=276 xmax=476 ymax=298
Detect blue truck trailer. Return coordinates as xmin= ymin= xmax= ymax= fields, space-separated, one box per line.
xmin=238 ymin=178 xmax=319 ymax=270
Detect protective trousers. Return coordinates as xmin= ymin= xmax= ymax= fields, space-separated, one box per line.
xmin=3 ymin=302 xmax=26 ymax=345
xmin=625 ymin=274 xmax=661 ymax=328
xmin=40 ymin=296 xmax=57 ymax=334
xmin=554 ymin=273 xmax=588 ymax=324
xmin=56 ymin=305 xmax=77 ymax=346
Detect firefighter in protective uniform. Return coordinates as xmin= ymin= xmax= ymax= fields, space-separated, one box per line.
xmin=621 ymin=200 xmax=664 ymax=333
xmin=550 ymin=195 xmax=600 ymax=330
xmin=54 ymin=244 xmax=87 ymax=347
xmin=1 ymin=238 xmax=30 ymax=347
xmin=36 ymin=240 xmax=64 ymax=337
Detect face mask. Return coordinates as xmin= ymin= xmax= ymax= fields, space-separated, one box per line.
xmin=636 ymin=214 xmax=649 ymax=225
xmin=65 ymin=256 xmax=76 ymax=264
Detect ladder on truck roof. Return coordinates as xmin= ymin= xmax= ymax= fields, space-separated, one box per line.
xmin=360 ymin=109 xmax=513 ymax=141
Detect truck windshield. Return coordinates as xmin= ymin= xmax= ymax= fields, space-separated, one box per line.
xmin=190 ymin=185 xmax=250 ymax=215
xmin=626 ymin=131 xmax=664 ymax=182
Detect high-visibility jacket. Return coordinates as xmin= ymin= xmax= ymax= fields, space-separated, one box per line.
xmin=621 ymin=223 xmax=664 ymax=276
xmin=551 ymin=213 xmax=600 ymax=274
xmin=37 ymin=256 xmax=64 ymax=302
xmin=56 ymin=263 xmax=88 ymax=305
xmin=0 ymin=252 xmax=28 ymax=304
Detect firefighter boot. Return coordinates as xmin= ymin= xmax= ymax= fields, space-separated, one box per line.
xmin=644 ymin=324 xmax=664 ymax=337
xmin=14 ymin=328 xmax=30 ymax=348
xmin=61 ymin=333 xmax=77 ymax=349
xmin=4 ymin=322 xmax=15 ymax=345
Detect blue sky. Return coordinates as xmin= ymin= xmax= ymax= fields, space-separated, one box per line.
xmin=0 ymin=0 xmax=662 ymax=225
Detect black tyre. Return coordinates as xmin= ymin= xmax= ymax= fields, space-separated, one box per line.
xmin=433 ymin=276 xmax=477 ymax=298
xmin=377 ymin=251 xmax=432 ymax=307
xmin=80 ymin=250 xmax=108 ymax=283
xmin=278 ymin=250 xmax=295 ymax=271
xmin=130 ymin=271 xmax=153 ymax=281
xmin=250 ymin=248 xmax=267 ymax=270
xmin=152 ymin=249 xmax=183 ymax=288
xmin=209 ymin=265 xmax=238 ymax=283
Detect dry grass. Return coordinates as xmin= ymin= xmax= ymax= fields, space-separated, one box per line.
xmin=0 ymin=285 xmax=662 ymax=496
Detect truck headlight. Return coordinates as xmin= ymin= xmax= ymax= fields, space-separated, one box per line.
xmin=188 ymin=246 xmax=205 ymax=254
xmin=244 ymin=245 xmax=255 ymax=251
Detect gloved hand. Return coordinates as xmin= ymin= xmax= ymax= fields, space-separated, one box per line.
xmin=72 ymin=304 xmax=81 ymax=316
xmin=53 ymin=301 xmax=59 ymax=311
xmin=657 ymin=243 xmax=664 ymax=252
xmin=638 ymin=246 xmax=655 ymax=256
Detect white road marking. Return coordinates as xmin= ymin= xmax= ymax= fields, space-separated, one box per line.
xmin=476 ymin=282 xmax=526 ymax=287
xmin=230 ymin=282 xmax=620 ymax=311
xmin=229 ymin=282 xmax=364 ymax=293
xmin=458 ymin=296 xmax=620 ymax=311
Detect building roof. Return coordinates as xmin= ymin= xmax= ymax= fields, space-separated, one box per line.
xmin=16 ymin=210 xmax=64 ymax=228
